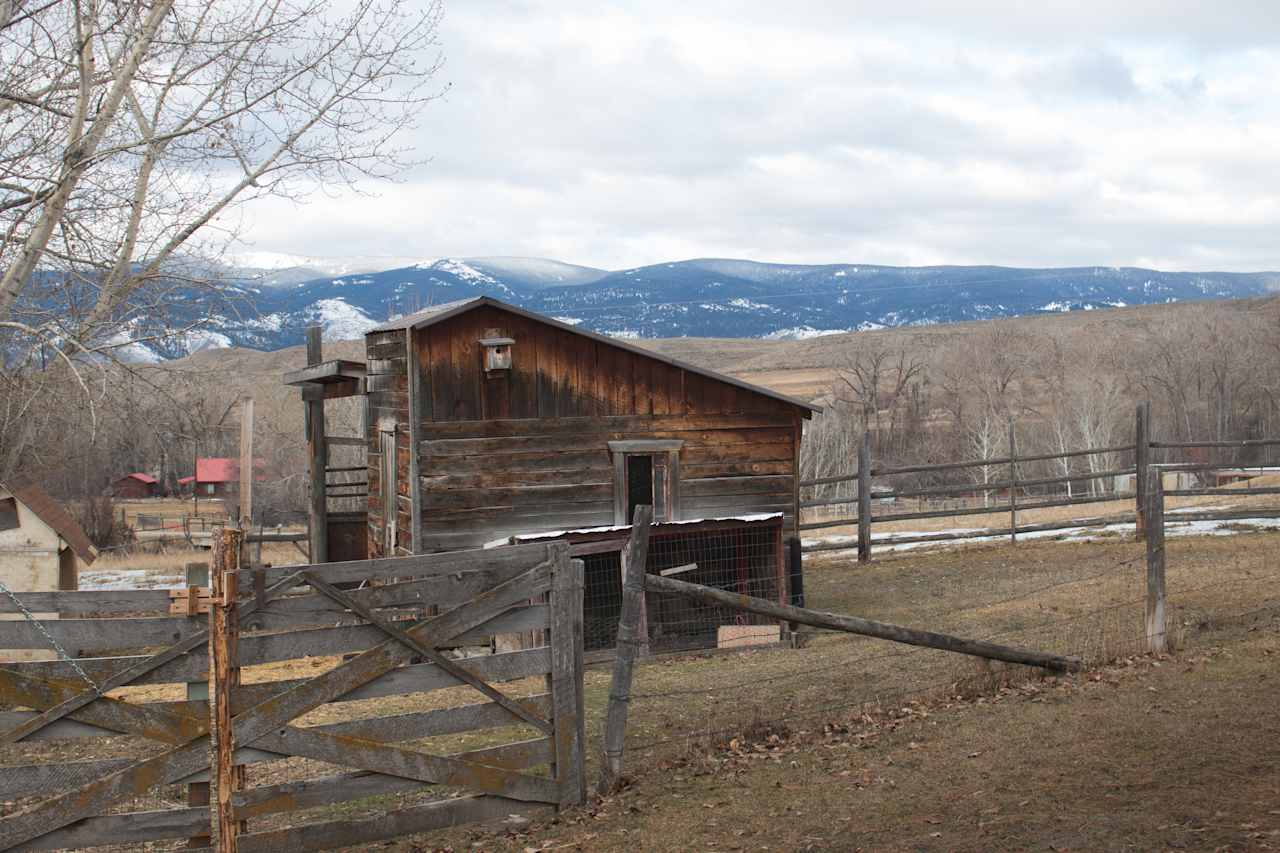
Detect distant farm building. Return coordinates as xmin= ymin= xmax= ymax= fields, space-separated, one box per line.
xmin=286 ymin=296 xmax=819 ymax=649
xmin=111 ymin=472 xmax=159 ymax=500
xmin=0 ymin=482 xmax=96 ymax=661
xmin=178 ymin=457 xmax=265 ymax=499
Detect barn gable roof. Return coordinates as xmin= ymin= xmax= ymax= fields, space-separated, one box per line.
xmin=2 ymin=481 xmax=97 ymax=564
xmin=369 ymin=296 xmax=820 ymax=415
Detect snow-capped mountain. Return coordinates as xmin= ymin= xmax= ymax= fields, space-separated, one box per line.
xmin=122 ymin=257 xmax=1280 ymax=360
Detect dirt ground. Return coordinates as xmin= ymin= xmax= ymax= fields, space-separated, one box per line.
xmin=416 ymin=613 xmax=1280 ymax=852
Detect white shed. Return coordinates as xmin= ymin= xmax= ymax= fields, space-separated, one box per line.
xmin=0 ymin=482 xmax=97 ymax=661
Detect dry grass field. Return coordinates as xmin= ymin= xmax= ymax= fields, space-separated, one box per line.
xmin=7 ymin=526 xmax=1277 ymax=850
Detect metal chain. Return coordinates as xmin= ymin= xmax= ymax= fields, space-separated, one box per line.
xmin=0 ymin=579 xmax=99 ymax=691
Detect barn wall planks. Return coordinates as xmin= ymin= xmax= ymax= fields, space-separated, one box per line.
xmin=365 ymin=304 xmax=810 ymax=554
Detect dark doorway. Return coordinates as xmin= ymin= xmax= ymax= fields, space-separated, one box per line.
xmin=626 ymin=454 xmax=654 ymax=520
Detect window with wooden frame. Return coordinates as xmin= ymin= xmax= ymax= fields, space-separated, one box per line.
xmin=608 ymin=440 xmax=682 ymax=525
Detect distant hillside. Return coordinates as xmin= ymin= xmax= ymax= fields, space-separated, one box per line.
xmin=128 ymin=256 xmax=1279 ymax=361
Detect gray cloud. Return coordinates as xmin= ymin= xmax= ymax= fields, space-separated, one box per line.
xmin=240 ymin=1 xmax=1280 ymax=272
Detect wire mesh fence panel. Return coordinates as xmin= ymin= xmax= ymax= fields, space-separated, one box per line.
xmin=542 ymin=517 xmax=785 ymax=656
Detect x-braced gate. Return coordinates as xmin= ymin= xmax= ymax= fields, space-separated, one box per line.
xmin=0 ymin=536 xmax=585 ymax=851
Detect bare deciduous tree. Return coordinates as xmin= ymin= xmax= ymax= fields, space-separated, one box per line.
xmin=0 ymin=0 xmax=445 ymax=478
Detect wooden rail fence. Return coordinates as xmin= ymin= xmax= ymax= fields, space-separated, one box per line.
xmin=0 ymin=539 xmax=586 ymax=852
xmin=799 ymin=405 xmax=1280 ymax=557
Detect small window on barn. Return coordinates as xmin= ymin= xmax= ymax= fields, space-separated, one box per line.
xmin=626 ymin=455 xmax=654 ymax=520
xmin=0 ymin=497 xmax=18 ymax=531
xmin=609 ymin=439 xmax=683 ymax=525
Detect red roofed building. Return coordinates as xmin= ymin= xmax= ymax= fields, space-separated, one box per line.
xmin=179 ymin=458 xmax=267 ymax=499
xmin=111 ymin=472 xmax=160 ymax=500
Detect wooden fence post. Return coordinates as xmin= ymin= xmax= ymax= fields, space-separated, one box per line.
xmin=305 ymin=327 xmax=328 ymax=564
xmin=184 ymin=561 xmax=211 ymax=849
xmin=211 ymin=528 xmax=244 ymax=851
xmin=1135 ymin=401 xmax=1150 ymax=541
xmin=599 ymin=504 xmax=654 ymax=795
xmin=550 ymin=543 xmax=586 ymax=807
xmin=1008 ymin=419 xmax=1019 ymax=544
xmin=1144 ymin=468 xmax=1167 ymax=654
xmin=856 ymin=432 xmax=872 ymax=563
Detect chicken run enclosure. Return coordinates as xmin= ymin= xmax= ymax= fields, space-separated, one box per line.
xmin=513 ymin=514 xmax=787 ymax=654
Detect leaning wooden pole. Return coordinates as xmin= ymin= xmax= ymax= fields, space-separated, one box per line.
xmin=598 ymin=504 xmax=654 ymax=795
xmin=645 ymin=574 xmax=1082 ymax=672
xmin=211 ymin=528 xmax=244 ymax=851
xmin=1144 ymin=468 xmax=1167 ymax=654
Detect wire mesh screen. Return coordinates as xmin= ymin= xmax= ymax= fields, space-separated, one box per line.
xmin=561 ymin=517 xmax=784 ymax=654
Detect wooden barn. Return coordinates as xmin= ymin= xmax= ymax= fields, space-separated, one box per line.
xmin=355 ymin=297 xmax=817 ymax=555
xmin=285 ymin=296 xmax=818 ymax=648
xmin=111 ymin=472 xmax=159 ymax=500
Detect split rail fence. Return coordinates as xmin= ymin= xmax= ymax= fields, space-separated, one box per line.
xmin=0 ymin=535 xmax=586 ymax=852
xmin=800 ymin=402 xmax=1280 ymax=558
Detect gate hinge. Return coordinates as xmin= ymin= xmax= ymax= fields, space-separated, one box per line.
xmin=169 ymin=586 xmax=212 ymax=615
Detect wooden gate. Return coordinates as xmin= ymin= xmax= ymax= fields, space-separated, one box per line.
xmin=0 ymin=538 xmax=585 ymax=851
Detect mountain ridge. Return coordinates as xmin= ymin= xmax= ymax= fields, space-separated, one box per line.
xmin=130 ymin=256 xmax=1280 ymax=360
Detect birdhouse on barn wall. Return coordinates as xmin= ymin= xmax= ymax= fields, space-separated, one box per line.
xmin=479 ymin=333 xmax=514 ymax=372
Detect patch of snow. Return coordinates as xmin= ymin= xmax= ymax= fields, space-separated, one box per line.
xmin=80 ymin=569 xmax=183 ymax=590
xmin=307 ymin=298 xmax=379 ymax=341
xmin=554 ymin=316 xmax=584 ymax=326
xmin=603 ymin=329 xmax=642 ymax=339
xmin=764 ymin=326 xmax=850 ymax=340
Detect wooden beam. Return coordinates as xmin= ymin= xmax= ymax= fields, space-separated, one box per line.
xmin=306 ymin=327 xmax=328 ymax=564
xmin=644 ymin=574 xmax=1082 ymax=672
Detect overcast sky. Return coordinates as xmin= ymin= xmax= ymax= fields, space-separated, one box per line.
xmin=240 ymin=1 xmax=1280 ymax=272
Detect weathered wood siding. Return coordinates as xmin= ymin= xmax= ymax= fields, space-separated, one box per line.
xmin=363 ymin=305 xmax=805 ymax=553
xmin=365 ymin=329 xmax=410 ymax=557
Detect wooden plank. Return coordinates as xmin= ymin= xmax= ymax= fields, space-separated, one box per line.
xmin=420 ymin=449 xmax=611 ymax=476
xmin=681 ymin=475 xmax=794 ymax=497
xmin=421 ymin=467 xmax=613 ymax=490
xmin=420 ymin=426 xmax=796 ymax=456
xmin=645 ymin=574 xmax=1082 ymax=672
xmin=250 ymin=726 xmax=560 ymax=803
xmin=12 ymin=807 xmax=209 ymax=852
xmin=302 ymin=571 xmax=552 ymax=734
xmin=549 ymin=550 xmax=586 ymax=807
xmin=263 ymin=563 xmax=541 ymax=617
xmin=234 ymin=795 xmax=554 ymax=853
xmin=307 ymin=693 xmax=552 ymax=742
xmin=0 ymin=614 xmax=205 ymax=652
xmin=243 ymin=541 xmax=552 ymax=586
xmin=422 ymin=483 xmax=613 ymax=511
xmin=0 ymin=588 xmax=173 ymax=616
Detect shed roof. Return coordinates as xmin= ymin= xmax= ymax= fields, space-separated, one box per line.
xmin=370 ymin=296 xmax=820 ymax=414
xmin=2 ymin=481 xmax=97 ymax=564
xmin=121 ymin=472 xmax=158 ymax=484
